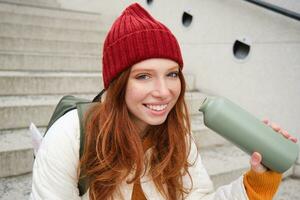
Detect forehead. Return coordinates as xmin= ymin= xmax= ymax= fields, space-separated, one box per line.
xmin=131 ymin=58 xmax=179 ymax=72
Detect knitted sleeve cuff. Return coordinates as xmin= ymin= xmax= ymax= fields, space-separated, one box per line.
xmin=243 ymin=170 xmax=282 ymax=200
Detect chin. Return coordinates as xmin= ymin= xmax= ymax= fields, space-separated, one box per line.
xmin=146 ymin=118 xmax=168 ymax=126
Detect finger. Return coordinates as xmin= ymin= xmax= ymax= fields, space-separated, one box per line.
xmin=279 ymin=129 xmax=290 ymax=139
xmin=250 ymin=152 xmax=267 ymax=173
xmin=288 ymin=136 xmax=298 ymax=143
xmin=270 ymin=122 xmax=281 ymax=132
xmin=262 ymin=118 xmax=269 ymax=125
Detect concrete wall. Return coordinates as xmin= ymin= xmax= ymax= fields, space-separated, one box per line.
xmin=57 ymin=0 xmax=300 ymax=140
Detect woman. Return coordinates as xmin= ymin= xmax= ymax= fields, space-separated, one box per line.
xmin=30 ymin=3 xmax=297 ymax=200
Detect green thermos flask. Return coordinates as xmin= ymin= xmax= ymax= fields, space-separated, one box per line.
xmin=199 ymin=96 xmax=299 ymax=173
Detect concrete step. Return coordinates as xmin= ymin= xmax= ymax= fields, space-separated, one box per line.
xmin=0 ymin=71 xmax=103 ymax=96
xmin=0 ymin=37 xmax=101 ymax=55
xmin=0 ymin=0 xmax=60 ymax=8
xmin=0 ymin=129 xmax=33 ymax=178
xmin=0 ymin=51 xmax=101 ymax=72
xmin=200 ymin=145 xmax=249 ymax=188
xmin=0 ymin=71 xmax=196 ymax=96
xmin=0 ymin=11 xmax=104 ymax=31
xmin=0 ymin=2 xmax=102 ymax=21
xmin=293 ymin=149 xmax=300 ymax=178
xmin=0 ymin=23 xmax=106 ymax=43
xmin=0 ymin=90 xmax=200 ymax=130
xmin=0 ymin=94 xmax=96 ymax=130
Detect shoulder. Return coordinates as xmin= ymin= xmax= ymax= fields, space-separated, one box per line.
xmin=38 ymin=109 xmax=80 ymax=159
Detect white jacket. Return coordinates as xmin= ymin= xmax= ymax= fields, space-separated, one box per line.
xmin=30 ymin=110 xmax=249 ymax=200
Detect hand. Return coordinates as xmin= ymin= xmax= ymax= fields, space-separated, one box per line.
xmin=250 ymin=119 xmax=298 ymax=173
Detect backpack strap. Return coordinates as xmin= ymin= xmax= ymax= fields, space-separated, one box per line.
xmin=76 ymin=101 xmax=95 ymax=196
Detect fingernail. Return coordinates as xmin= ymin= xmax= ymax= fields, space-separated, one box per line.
xmin=291 ymin=137 xmax=298 ymax=143
xmin=263 ymin=118 xmax=269 ymax=124
xmin=281 ymin=130 xmax=289 ymax=137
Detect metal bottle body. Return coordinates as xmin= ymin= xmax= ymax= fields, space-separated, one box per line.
xmin=199 ymin=97 xmax=299 ymax=173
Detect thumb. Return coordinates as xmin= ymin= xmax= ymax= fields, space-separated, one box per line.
xmin=250 ymin=152 xmax=267 ymax=173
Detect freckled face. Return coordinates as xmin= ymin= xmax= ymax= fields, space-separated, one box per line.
xmin=125 ymin=58 xmax=181 ymax=131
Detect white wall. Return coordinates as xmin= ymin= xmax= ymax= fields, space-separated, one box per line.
xmin=178 ymin=0 xmax=300 ymax=139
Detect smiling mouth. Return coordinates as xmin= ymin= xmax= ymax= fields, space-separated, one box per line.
xmin=144 ymin=104 xmax=168 ymax=111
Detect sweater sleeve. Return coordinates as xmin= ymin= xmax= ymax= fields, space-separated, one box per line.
xmin=243 ymin=170 xmax=282 ymax=200
xmin=30 ymin=110 xmax=82 ymax=200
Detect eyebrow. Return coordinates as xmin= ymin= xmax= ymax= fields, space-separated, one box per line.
xmin=131 ymin=66 xmax=179 ymax=73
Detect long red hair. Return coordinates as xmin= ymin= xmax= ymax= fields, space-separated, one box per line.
xmin=80 ymin=67 xmax=192 ymax=199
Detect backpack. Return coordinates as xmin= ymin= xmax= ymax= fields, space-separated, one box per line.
xmin=30 ymin=92 xmax=104 ymax=196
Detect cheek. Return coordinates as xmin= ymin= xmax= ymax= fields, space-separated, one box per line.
xmin=125 ymin=82 xmax=146 ymax=104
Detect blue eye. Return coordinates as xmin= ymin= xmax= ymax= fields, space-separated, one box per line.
xmin=136 ymin=74 xmax=150 ymax=80
xmin=168 ymin=71 xmax=179 ymax=78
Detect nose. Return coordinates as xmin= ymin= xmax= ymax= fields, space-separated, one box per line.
xmin=152 ymin=78 xmax=171 ymax=98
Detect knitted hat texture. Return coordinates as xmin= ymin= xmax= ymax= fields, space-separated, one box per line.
xmin=102 ymin=3 xmax=183 ymax=89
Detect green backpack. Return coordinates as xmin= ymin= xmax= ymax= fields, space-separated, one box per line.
xmin=44 ymin=92 xmax=103 ymax=196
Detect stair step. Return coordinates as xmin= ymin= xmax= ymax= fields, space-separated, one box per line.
xmin=0 ymin=94 xmax=95 ymax=130
xmin=0 ymin=37 xmax=102 ymax=55
xmin=293 ymin=150 xmax=300 ymax=177
xmin=200 ymin=145 xmax=249 ymax=188
xmin=0 ymin=23 xmax=106 ymax=43
xmin=0 ymin=11 xmax=104 ymax=31
xmin=0 ymin=129 xmax=33 ymax=178
xmin=0 ymin=71 xmax=103 ymax=95
xmin=0 ymin=51 xmax=101 ymax=72
xmin=0 ymin=173 xmax=32 ymax=199
xmin=0 ymin=0 xmax=60 ymax=8
xmin=0 ymin=91 xmax=201 ymax=130
xmin=0 ymin=2 xmax=102 ymax=21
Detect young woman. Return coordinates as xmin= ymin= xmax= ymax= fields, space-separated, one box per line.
xmin=30 ymin=3 xmax=297 ymax=200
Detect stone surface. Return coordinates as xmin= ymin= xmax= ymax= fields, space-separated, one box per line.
xmin=0 ymin=130 xmax=34 ymax=177
xmin=200 ymin=145 xmax=250 ymax=188
xmin=0 ymin=11 xmax=104 ymax=30
xmin=0 ymin=23 xmax=106 ymax=43
xmin=0 ymin=71 xmax=103 ymax=95
xmin=1 ymin=0 xmax=60 ymax=8
xmin=0 ymin=2 xmax=102 ymax=20
xmin=0 ymin=37 xmax=102 ymax=55
xmin=274 ymin=177 xmax=300 ymax=200
xmin=0 ymin=173 xmax=32 ymax=200
xmin=293 ymin=164 xmax=300 ymax=178
xmin=0 ymin=51 xmax=101 ymax=72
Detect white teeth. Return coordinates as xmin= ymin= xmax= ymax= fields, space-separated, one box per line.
xmin=146 ymin=104 xmax=167 ymax=111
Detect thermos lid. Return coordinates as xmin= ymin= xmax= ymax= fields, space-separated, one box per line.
xmin=199 ymin=96 xmax=210 ymax=112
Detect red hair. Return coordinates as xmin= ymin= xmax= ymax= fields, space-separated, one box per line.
xmin=80 ymin=67 xmax=192 ymax=199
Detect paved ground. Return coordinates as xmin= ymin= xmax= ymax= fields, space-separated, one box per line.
xmin=1 ymin=173 xmax=300 ymax=199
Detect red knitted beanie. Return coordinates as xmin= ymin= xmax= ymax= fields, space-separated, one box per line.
xmin=102 ymin=3 xmax=183 ymax=89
